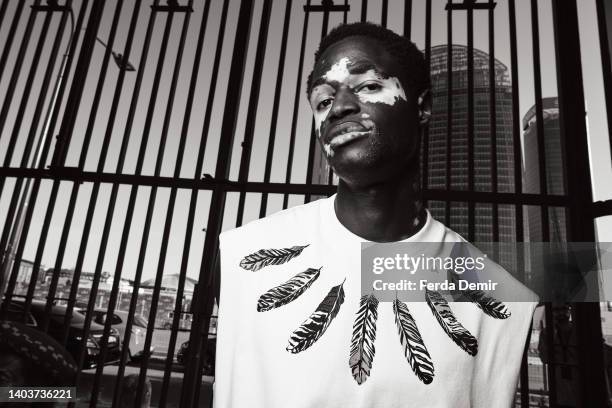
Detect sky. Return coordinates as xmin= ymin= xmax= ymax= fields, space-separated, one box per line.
xmin=0 ymin=0 xmax=610 ymax=283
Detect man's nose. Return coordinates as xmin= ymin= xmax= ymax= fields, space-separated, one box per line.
xmin=328 ymin=89 xmax=359 ymax=121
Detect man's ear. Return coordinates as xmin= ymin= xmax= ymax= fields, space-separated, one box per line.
xmin=417 ymin=89 xmax=432 ymax=126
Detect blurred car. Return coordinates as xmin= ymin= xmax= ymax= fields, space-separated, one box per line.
xmin=5 ymin=299 xmax=121 ymax=369
xmin=86 ymin=309 xmax=154 ymax=361
xmin=176 ymin=338 xmax=216 ymax=376
xmin=176 ymin=311 xmax=217 ymax=374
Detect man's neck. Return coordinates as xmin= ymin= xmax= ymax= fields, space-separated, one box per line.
xmin=334 ymin=169 xmax=425 ymax=242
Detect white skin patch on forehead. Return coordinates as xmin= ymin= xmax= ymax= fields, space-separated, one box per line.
xmin=323 ymin=57 xmax=352 ymax=83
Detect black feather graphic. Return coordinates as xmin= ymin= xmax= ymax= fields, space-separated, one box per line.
xmin=463 ymin=290 xmax=511 ymax=319
xmin=393 ymin=298 xmax=434 ymax=384
xmin=349 ymin=294 xmax=379 ymax=385
xmin=239 ymin=245 xmax=309 ymax=271
xmin=286 ymin=280 xmax=345 ymax=353
xmin=257 ymin=268 xmax=321 ymax=312
xmin=425 ymin=289 xmax=478 ymax=356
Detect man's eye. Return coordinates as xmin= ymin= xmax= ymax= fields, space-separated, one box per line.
xmin=358 ymin=83 xmax=382 ymax=92
xmin=317 ymin=98 xmax=333 ymax=110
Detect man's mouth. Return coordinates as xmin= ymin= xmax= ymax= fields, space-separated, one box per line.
xmin=329 ymin=130 xmax=371 ymax=148
xmin=324 ymin=120 xmax=374 ymax=154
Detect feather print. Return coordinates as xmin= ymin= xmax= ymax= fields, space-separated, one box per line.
xmin=257 ymin=268 xmax=321 ymax=312
xmin=463 ymin=290 xmax=511 ymax=319
xmin=286 ymin=280 xmax=345 ymax=354
xmin=393 ymin=298 xmax=434 ymax=384
xmin=239 ymin=245 xmax=309 ymax=271
xmin=425 ymin=289 xmax=478 ymax=356
xmin=349 ymin=294 xmax=379 ymax=385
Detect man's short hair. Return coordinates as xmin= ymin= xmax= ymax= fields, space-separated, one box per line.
xmin=306 ymin=22 xmax=430 ymax=99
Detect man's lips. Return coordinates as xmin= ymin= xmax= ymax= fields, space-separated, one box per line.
xmin=329 ymin=131 xmax=370 ymax=148
xmin=324 ymin=121 xmax=373 ymax=149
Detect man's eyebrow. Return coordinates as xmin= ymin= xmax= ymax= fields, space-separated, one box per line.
xmin=311 ymin=76 xmax=329 ymax=90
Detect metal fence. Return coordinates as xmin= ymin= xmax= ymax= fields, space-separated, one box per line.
xmin=0 ymin=0 xmax=611 ymax=407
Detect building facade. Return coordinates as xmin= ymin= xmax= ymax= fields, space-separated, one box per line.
xmin=426 ymin=45 xmax=517 ymax=246
xmin=522 ymin=97 xmax=566 ymax=243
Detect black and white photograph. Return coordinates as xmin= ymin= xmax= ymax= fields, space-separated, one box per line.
xmin=0 ymin=0 xmax=611 ymax=407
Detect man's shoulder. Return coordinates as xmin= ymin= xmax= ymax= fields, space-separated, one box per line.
xmin=219 ymin=197 xmax=327 ymax=243
xmin=428 ymin=214 xmax=539 ymax=303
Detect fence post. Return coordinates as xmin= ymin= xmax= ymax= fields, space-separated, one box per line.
xmin=551 ymin=0 xmax=606 ymax=406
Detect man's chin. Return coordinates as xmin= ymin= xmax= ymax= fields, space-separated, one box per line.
xmin=331 ymin=158 xmax=419 ymax=188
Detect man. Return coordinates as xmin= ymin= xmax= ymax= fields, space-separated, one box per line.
xmin=214 ymin=22 xmax=537 ymax=408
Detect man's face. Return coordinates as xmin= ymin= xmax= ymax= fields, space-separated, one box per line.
xmin=309 ymin=35 xmax=421 ymax=186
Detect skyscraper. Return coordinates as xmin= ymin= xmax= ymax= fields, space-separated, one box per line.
xmin=426 ymin=44 xmax=516 ymax=245
xmin=522 ymin=97 xmax=566 ymax=243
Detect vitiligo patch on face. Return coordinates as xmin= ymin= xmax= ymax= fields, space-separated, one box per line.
xmin=357 ymin=74 xmax=406 ymax=105
xmin=323 ymin=57 xmax=352 ymax=83
xmin=323 ymin=143 xmax=334 ymax=157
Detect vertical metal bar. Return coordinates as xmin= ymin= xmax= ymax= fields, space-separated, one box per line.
xmin=361 ymin=0 xmax=367 ymax=22
xmin=445 ymin=0 xmax=452 ymax=226
xmin=343 ymin=0 xmax=348 ymax=24
xmin=0 ymin=8 xmax=53 ymax=196
xmin=45 ymin=0 xmax=126 ymax=401
xmin=404 ymin=0 xmax=412 ymax=40
xmin=543 ymin=302 xmax=557 ymax=407
xmin=0 ymin=0 xmax=25 ymax=84
xmin=50 ymin=0 xmax=105 ymax=168
xmin=235 ymin=0 xmax=273 ymax=227
xmin=132 ymin=6 xmax=193 ymax=406
xmin=260 ymin=0 xmax=293 ymax=218
xmin=488 ymin=0 xmax=499 ymax=243
xmin=181 ymin=1 xmax=255 ymax=405
xmin=530 ymin=0 xmax=550 ymax=242
xmin=134 ymin=1 xmax=232 ymax=400
xmin=551 ymin=1 xmax=605 ymax=406
xmin=40 ymin=0 xmax=106 ymax=332
xmin=0 ymin=2 xmax=67 ymax=303
xmin=305 ymin=4 xmax=332 ymax=204
xmin=466 ymin=3 xmax=475 ymax=242
xmin=0 ymin=0 xmax=9 ymax=38
xmin=82 ymin=1 xmax=176 ymax=402
xmin=1 ymin=0 xmax=87 ymax=318
xmin=283 ymin=0 xmax=310 ymax=209
xmin=9 ymin=0 xmax=88 ymax=324
xmin=158 ymin=1 xmax=213 ymax=402
xmin=507 ymin=0 xmax=523 ymax=242
xmin=67 ymin=1 xmax=155 ymax=397
xmin=422 ymin=0 xmax=431 ymax=207
xmin=304 ymin=120 xmax=317 ymax=203
xmin=105 ymin=2 xmax=182 ymax=402
xmin=20 ymin=2 xmax=99 ymax=330
xmin=509 ymin=0 xmax=532 ymax=403
xmin=520 ymin=318 xmax=534 ymax=408
xmin=60 ymin=0 xmax=143 ymax=365
xmin=0 ymin=0 xmax=37 ymax=143
xmin=596 ymin=0 xmax=612 ymax=163
xmin=381 ymin=0 xmax=388 ymax=27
